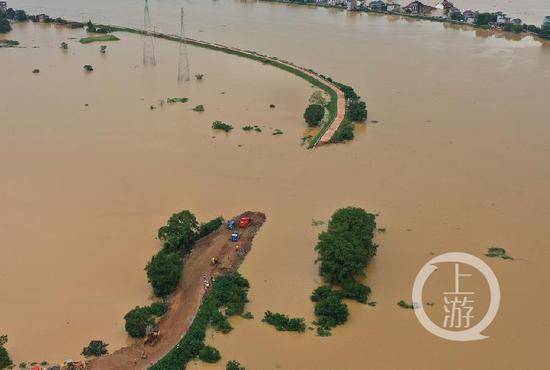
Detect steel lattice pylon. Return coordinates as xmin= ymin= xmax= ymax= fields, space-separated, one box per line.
xmin=143 ymin=0 xmax=156 ymax=65
xmin=177 ymin=8 xmax=190 ymax=82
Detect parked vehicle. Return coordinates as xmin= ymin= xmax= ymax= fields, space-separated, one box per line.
xmin=231 ymin=232 xmax=240 ymax=242
xmin=239 ymin=216 xmax=251 ymax=228
xmin=227 ymin=219 xmax=236 ymax=230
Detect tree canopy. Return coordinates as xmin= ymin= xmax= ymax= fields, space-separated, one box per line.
xmin=303 ymin=104 xmax=325 ymax=126
xmin=146 ymin=249 xmax=182 ymax=297
xmin=158 ymin=210 xmax=199 ymax=253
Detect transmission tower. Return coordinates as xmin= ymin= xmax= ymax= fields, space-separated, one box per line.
xmin=143 ymin=0 xmax=156 ymax=65
xmin=177 ymin=8 xmax=190 ymax=82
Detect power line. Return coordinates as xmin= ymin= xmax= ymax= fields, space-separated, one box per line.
xmin=143 ymin=0 xmax=156 ymax=65
xmin=177 ymin=8 xmax=190 ymax=82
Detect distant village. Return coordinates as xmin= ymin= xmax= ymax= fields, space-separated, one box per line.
xmin=263 ymin=0 xmax=550 ymax=39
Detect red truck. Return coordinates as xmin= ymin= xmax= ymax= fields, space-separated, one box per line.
xmin=239 ymin=216 xmax=251 ymax=228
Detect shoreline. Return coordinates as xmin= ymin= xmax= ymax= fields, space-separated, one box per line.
xmin=259 ymin=0 xmax=550 ymax=43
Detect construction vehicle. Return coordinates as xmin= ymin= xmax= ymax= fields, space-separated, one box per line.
xmin=231 ymin=232 xmax=239 ymax=242
xmin=227 ymin=219 xmax=236 ymax=230
xmin=239 ymin=216 xmax=251 ymax=228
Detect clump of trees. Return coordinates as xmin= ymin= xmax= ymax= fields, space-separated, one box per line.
xmin=192 ymin=104 xmax=205 ymax=112
xmin=212 ymin=121 xmax=234 ymax=132
xmin=262 ymin=311 xmax=306 ymax=332
xmin=83 ymin=65 xmax=94 ymax=72
xmin=310 ymin=207 xmax=378 ymax=335
xmin=85 ymin=20 xmax=111 ymax=33
xmin=124 ymin=301 xmax=167 ymax=337
xmin=158 ymin=210 xmax=199 ymax=253
xmin=145 ymin=249 xmax=182 ymax=297
xmin=198 ymin=346 xmax=221 ymax=363
xmin=0 ymin=12 xmax=11 ymax=34
xmin=0 ymin=335 xmax=12 ymax=369
xmin=226 ymin=360 xmax=245 ymax=370
xmin=5 ymin=9 xmax=28 ymax=22
xmin=81 ymin=340 xmax=109 ymax=357
xmin=303 ymin=104 xmax=325 ymax=126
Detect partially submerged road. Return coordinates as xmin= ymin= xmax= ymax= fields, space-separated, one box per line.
xmin=87 ymin=211 xmax=266 ymax=370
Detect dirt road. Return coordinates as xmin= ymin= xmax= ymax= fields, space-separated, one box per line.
xmin=87 ymin=211 xmax=266 ymax=370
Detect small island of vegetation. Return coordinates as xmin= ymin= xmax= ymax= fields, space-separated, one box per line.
xmin=262 ymin=311 xmax=306 ymax=332
xmin=310 ymin=207 xmax=379 ymax=335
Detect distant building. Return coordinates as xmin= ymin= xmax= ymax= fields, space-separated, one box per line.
xmin=496 ymin=13 xmax=511 ymax=25
xmin=347 ymin=0 xmax=358 ymax=10
xmin=403 ymin=1 xmax=435 ymax=15
xmin=435 ymin=0 xmax=454 ymax=11
xmin=447 ymin=7 xmax=461 ymax=19
xmin=511 ymin=18 xmax=522 ymax=25
xmin=369 ymin=0 xmax=386 ymax=11
xmin=0 ymin=1 xmax=7 ymax=13
xmin=544 ymin=16 xmax=550 ymax=26
xmin=462 ymin=10 xmax=476 ymax=23
xmin=386 ymin=2 xmax=401 ymax=12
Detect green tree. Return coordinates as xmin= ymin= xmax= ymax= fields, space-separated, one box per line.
xmin=475 ymin=12 xmax=497 ymax=26
xmin=226 ymin=360 xmax=245 ymax=370
xmin=0 ymin=14 xmax=11 ymax=34
xmin=314 ymin=293 xmax=349 ymax=328
xmin=81 ymin=340 xmax=109 ymax=357
xmin=198 ymin=346 xmax=221 ymax=363
xmin=303 ymin=104 xmax=325 ymax=126
xmin=0 ymin=335 xmax=12 ymax=369
xmin=348 ymin=100 xmax=367 ymax=121
xmin=158 ymin=210 xmax=199 ymax=252
xmin=146 ymin=250 xmax=182 ymax=297
xmin=124 ymin=306 xmax=154 ymax=338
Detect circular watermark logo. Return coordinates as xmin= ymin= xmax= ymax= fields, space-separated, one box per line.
xmin=412 ymin=252 xmax=500 ymax=341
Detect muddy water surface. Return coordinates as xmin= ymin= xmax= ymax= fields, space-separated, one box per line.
xmin=2 ymin=1 xmax=550 ymax=369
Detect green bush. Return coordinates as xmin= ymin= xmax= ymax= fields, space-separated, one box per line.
xmin=0 ymin=335 xmax=12 ymax=369
xmin=196 ymin=217 xmax=224 ymax=240
xmin=210 ymin=273 xmax=250 ymax=316
xmin=310 ymin=285 xmax=333 ymax=302
xmin=262 ymin=311 xmax=306 ymax=332
xmin=348 ymin=100 xmax=367 ymax=122
xmin=81 ymin=340 xmax=109 ymax=357
xmin=314 ymin=293 xmax=349 ymax=329
xmin=0 ymin=15 xmax=11 ymax=34
xmin=146 ymin=250 xmax=182 ymax=297
xmin=198 ymin=346 xmax=221 ymax=363
xmin=192 ymin=104 xmax=205 ymax=112
xmin=167 ymin=97 xmax=188 ymax=104
xmin=148 ymin=300 xmax=168 ymax=316
xmin=158 ymin=210 xmax=199 ymax=252
xmin=211 ymin=310 xmax=232 ymax=334
xmin=338 ymin=280 xmax=371 ymax=303
xmin=316 ymin=207 xmax=377 ymax=286
xmin=303 ymin=104 xmax=325 ymax=126
xmin=124 ymin=306 xmax=154 ymax=338
xmin=330 ymin=120 xmax=354 ymax=143
xmin=226 ymin=360 xmax=245 ymax=370
xmin=212 ymin=121 xmax=234 ymax=132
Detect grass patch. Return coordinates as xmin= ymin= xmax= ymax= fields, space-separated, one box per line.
xmin=79 ymin=34 xmax=119 ymax=44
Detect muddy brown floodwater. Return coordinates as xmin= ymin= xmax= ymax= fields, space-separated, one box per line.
xmin=2 ymin=1 xmax=550 ymax=369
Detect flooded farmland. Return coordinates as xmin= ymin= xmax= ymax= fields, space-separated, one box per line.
xmin=1 ymin=0 xmax=550 ymax=369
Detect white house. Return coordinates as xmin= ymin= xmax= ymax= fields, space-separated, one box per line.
xmin=496 ymin=13 xmax=511 ymax=25
xmin=386 ymin=2 xmax=401 ymax=12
